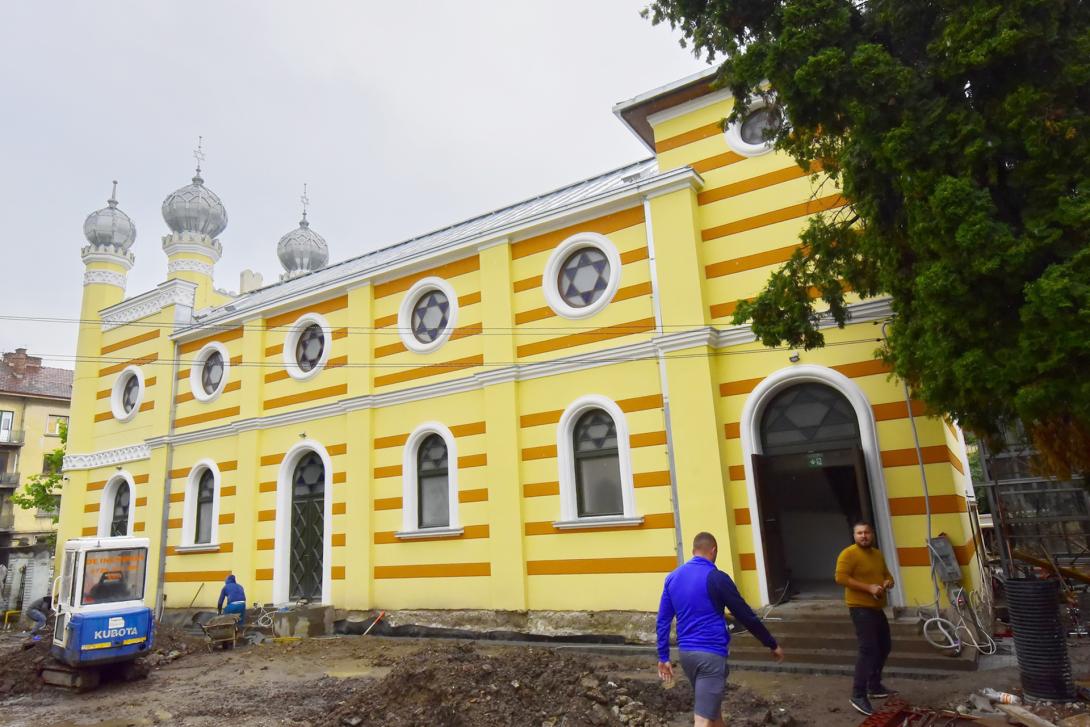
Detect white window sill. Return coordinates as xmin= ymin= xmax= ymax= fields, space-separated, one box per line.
xmin=552 ymin=516 xmax=644 ymax=530
xmin=174 ymin=543 xmax=221 ymax=554
xmin=394 ymin=527 xmax=464 ymax=540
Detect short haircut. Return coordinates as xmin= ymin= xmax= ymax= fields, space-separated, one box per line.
xmin=693 ymin=531 xmax=718 ymax=551
xmin=852 ymin=521 xmax=874 ymax=531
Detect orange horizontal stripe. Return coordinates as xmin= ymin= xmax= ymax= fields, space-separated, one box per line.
xmin=459 ymin=453 xmax=487 ymax=468
xmin=164 ymin=570 xmax=231 ymax=583
xmin=174 ymin=406 xmax=240 ymax=428
xmin=265 ymin=295 xmax=348 ymax=329
xmin=332 ymin=566 xmax=346 ymax=580
xmin=258 ymin=481 xmax=277 ymax=492
xmin=175 ymin=391 xmax=195 ymax=404
xmin=133 ymin=522 xmax=145 ymax=532
xmin=514 ymin=281 xmax=653 ymax=325
xmin=705 ymin=244 xmax=800 ymax=280
xmin=888 ymin=494 xmax=966 ymax=516
xmin=374 ymin=562 xmax=491 ymax=579
xmin=332 ymin=472 xmax=346 ymax=484
xmin=633 ymin=470 xmax=671 ymax=488
xmin=139 ymin=400 xmax=154 ymax=413
xmin=513 ymin=276 xmax=539 ymax=293
xmin=458 ymin=488 xmax=488 ymax=503
xmin=220 ymin=486 xmax=236 ymax=497
xmin=734 ymin=508 xmax=752 ymax=526
xmin=135 ymin=497 xmax=147 ymax=507
xmin=523 ymin=481 xmax=558 ymax=498
xmin=527 ymin=556 xmax=676 ymax=576
xmin=134 ymin=474 xmax=148 ymax=484
xmin=374 ymin=496 xmax=402 ymax=510
xmin=101 ymin=329 xmax=160 ymax=355
xmin=328 ymin=443 xmax=347 ymax=456
xmin=219 ymin=460 xmax=238 ymax=472
xmin=93 ymin=411 xmax=112 ymax=422
xmin=255 ymin=568 xmax=273 ymax=580
xmin=81 ymin=526 xmax=97 ymax=536
xmin=525 ymin=512 xmax=674 ymax=536
xmin=218 ymin=513 xmax=234 ymax=525
xmin=517 ymin=317 xmax=655 ymax=358
xmin=258 ymin=509 xmax=276 ymax=522
xmin=332 ymin=502 xmax=346 ymax=515
xmin=739 ymin=553 xmax=757 ymax=571
xmin=620 ymin=246 xmax=650 ymax=265
xmin=374 ymin=422 xmax=484 ymax=449
xmin=374 ymin=524 xmax=490 ymax=544
xmin=88 ymin=479 xmax=107 ymax=491
xmin=265 ymin=343 xmax=284 ymax=357
xmin=99 ymin=353 xmax=157 ymax=377
xmin=702 ymin=194 xmax=847 ymax=242
xmin=373 ymin=323 xmax=481 ymax=359
xmin=167 ymin=518 xmax=182 ymax=529
xmin=178 ymin=326 xmax=243 ymax=355
xmin=374 ymin=313 xmax=398 ymax=329
xmin=327 ymin=354 xmax=349 ymax=370
xmin=374 ymin=432 xmax=409 ymax=449
xmin=260 ymin=453 xmax=284 ymax=466
xmin=728 ymin=465 xmax=746 ymax=481
xmin=170 ymin=469 xmax=187 ymax=484
xmin=880 ymin=445 xmax=953 ymax=469
xmin=332 ymin=327 xmax=348 ymax=340
xmin=899 ymin=538 xmax=976 ymax=567
xmin=332 ymin=533 xmax=346 ymax=547
xmin=519 ymin=395 xmax=664 ymax=429
xmin=655 ymin=120 xmax=722 ymax=153
xmin=833 ymin=359 xmax=891 ymax=378
xmin=257 ymin=538 xmax=274 ymax=551
xmin=521 ymin=444 xmax=556 ymax=461
xmin=374 ymin=465 xmax=402 ymax=479
xmin=264 ymin=369 xmax=290 ymax=383
xmin=631 ymin=431 xmax=667 ymax=448
xmin=459 ymin=291 xmax=481 ymax=307
xmin=374 ymin=256 xmax=480 ymax=299
xmin=872 ymin=400 xmax=927 ymax=421
xmin=698 ymin=164 xmax=815 ymax=206
xmin=84 ymin=503 xmax=100 ymax=513
xmin=374 ymin=354 xmax=483 ymax=388
xmin=724 ymin=422 xmax=740 ymax=439
xmin=511 ymin=206 xmax=644 ymax=260
xmin=96 ymin=388 xmax=111 ymax=400
xmin=169 ymin=492 xmax=185 ymax=503
xmin=264 ymin=383 xmax=348 ymax=410
xmin=691 ymin=151 xmax=745 ymax=174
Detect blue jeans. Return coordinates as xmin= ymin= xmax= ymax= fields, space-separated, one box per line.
xmin=223 ymin=601 xmax=246 ymax=624
xmin=27 ymin=608 xmax=47 ymax=634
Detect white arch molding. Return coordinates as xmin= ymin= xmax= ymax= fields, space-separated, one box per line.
xmin=399 ymin=422 xmax=461 ymax=536
xmin=180 ymin=459 xmax=222 ymax=547
xmin=97 ymin=471 xmax=136 ymax=537
xmin=273 ymin=440 xmax=333 ymax=605
xmin=555 ymin=394 xmax=638 ymax=525
xmin=739 ymin=364 xmax=903 ymax=607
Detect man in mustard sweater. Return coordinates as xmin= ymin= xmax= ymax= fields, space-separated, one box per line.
xmin=835 ymin=521 xmax=896 ymax=716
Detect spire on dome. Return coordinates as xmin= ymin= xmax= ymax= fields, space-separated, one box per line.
xmin=278 ymin=184 xmax=329 ymax=280
xmin=161 ymin=139 xmax=228 ymax=238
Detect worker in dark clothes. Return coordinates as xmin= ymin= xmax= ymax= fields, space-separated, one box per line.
xmin=26 ymin=595 xmax=52 ymax=635
xmin=217 ymin=574 xmax=246 ymax=625
xmin=835 ymin=521 xmax=897 ymax=716
xmin=657 ymin=532 xmax=785 ymax=727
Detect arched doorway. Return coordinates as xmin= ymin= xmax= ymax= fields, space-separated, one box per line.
xmin=751 ymin=382 xmax=874 ymax=601
xmin=289 ymin=451 xmax=325 ymax=601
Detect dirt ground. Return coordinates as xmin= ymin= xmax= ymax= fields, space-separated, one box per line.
xmin=1 ymin=628 xmax=1088 ymax=727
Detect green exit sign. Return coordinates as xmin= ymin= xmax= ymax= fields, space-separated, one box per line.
xmin=807 ymin=454 xmax=824 ymax=468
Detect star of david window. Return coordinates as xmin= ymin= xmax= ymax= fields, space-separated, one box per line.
xmin=572 ymin=409 xmax=623 ymax=518
xmin=417 ymin=434 xmax=449 ymax=528
xmin=194 ymin=469 xmax=215 ymax=545
xmin=759 ymin=383 xmax=860 ymax=456
xmin=558 ymin=248 xmax=611 ymax=309
xmin=201 ymin=351 xmax=224 ymax=395
xmin=295 ymin=323 xmax=325 ymax=373
xmin=110 ymin=481 xmax=130 ymax=537
xmin=739 ymin=106 xmax=782 ymax=145
xmin=410 ymin=290 xmax=450 ymax=344
xmin=121 ymin=374 xmax=140 ymax=414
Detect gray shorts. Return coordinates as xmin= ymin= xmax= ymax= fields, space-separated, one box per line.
xmin=679 ymin=650 xmax=729 ymax=719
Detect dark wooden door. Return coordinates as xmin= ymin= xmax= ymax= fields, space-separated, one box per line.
xmin=751 ymin=453 xmax=789 ymax=600
xmin=290 ymin=453 xmax=325 ymax=601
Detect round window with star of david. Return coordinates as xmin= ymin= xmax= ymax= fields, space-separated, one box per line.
xmin=190 ymin=341 xmax=231 ymax=401
xmin=110 ymin=365 xmax=145 ymax=422
xmin=282 ymin=313 xmax=332 ymax=380
xmin=397 ymin=277 xmax=460 ymax=354
xmin=543 ymin=232 xmax=622 ymax=320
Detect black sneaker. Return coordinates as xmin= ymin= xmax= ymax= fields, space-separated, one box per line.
xmin=868 ymin=684 xmax=897 ymax=699
xmin=849 ymin=696 xmax=875 ymax=716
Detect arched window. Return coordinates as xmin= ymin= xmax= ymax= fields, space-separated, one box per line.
xmin=110 ymin=481 xmax=130 ymax=537
xmin=417 ymin=434 xmax=449 ymax=528
xmin=759 ymin=382 xmax=860 ymax=455
xmin=572 ymin=409 xmax=623 ymax=517
xmin=556 ymin=396 xmax=638 ymax=525
xmin=194 ymin=469 xmax=215 ymax=544
xmin=290 ymin=451 xmax=325 ymax=601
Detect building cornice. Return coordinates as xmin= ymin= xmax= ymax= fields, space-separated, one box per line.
xmin=162 ymin=232 xmax=222 ymax=263
xmin=101 ymin=278 xmax=197 ymax=331
xmin=63 ymin=443 xmax=151 ymax=472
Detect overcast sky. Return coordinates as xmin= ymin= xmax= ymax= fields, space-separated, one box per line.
xmin=0 ymin=1 xmax=705 ymax=368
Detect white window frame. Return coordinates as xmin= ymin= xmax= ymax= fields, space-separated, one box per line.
xmin=724 ymin=96 xmax=780 ymax=157
xmin=397 ymin=277 xmax=459 ymax=354
xmin=178 ymin=459 xmax=222 ymax=550
xmin=272 ymin=440 xmax=332 ymax=605
xmin=397 ymin=422 xmax=462 ymax=539
xmin=542 ymin=232 xmax=622 ymax=321
xmin=110 ymin=366 xmax=145 ymax=423
xmin=554 ymin=395 xmax=640 ymax=528
xmin=282 ymin=312 xmax=332 ymax=381
xmin=189 ymin=342 xmax=231 ymax=402
xmin=97 ymin=472 xmax=136 ymax=538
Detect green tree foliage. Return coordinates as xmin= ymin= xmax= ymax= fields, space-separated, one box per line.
xmin=644 ymin=0 xmax=1090 ymax=475
xmin=11 ymin=421 xmax=65 ymax=533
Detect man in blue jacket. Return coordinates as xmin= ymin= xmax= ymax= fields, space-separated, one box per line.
xmin=657 ymin=532 xmax=784 ymax=727
xmin=217 ymin=574 xmax=246 ymax=624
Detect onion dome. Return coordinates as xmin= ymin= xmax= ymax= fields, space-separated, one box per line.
xmin=277 ymin=211 xmax=329 ymax=278
xmin=83 ymin=181 xmax=136 ymax=250
xmin=161 ymin=169 xmax=228 ymax=238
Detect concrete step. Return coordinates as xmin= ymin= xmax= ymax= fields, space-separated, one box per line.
xmin=728 ymin=643 xmax=977 ymax=671
xmin=734 ymin=631 xmax=941 ymax=655
xmin=755 ymin=617 xmax=922 ymax=638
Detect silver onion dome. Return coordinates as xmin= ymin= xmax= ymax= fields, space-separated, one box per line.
xmin=83 ymin=181 xmax=136 ymax=250
xmin=161 ymin=171 xmax=228 ymax=238
xmin=277 ymin=214 xmax=329 ymax=277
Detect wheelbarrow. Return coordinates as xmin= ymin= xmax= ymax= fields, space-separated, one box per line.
xmin=199 ymin=613 xmax=240 ymax=651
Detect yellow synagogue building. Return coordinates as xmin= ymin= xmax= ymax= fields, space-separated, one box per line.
xmin=57 ymin=69 xmax=977 ymax=619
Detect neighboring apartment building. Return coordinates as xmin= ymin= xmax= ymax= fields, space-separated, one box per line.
xmin=0 ymin=348 xmax=72 ymax=610
xmin=56 ymin=68 xmax=976 ymax=617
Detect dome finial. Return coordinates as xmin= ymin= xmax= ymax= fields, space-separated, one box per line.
xmin=85 ymin=179 xmax=136 ymax=249
xmin=193 ymin=135 xmax=205 ymax=183
xmin=300 ymin=182 xmax=310 ymax=226
xmin=108 ymin=180 xmax=119 ymax=208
